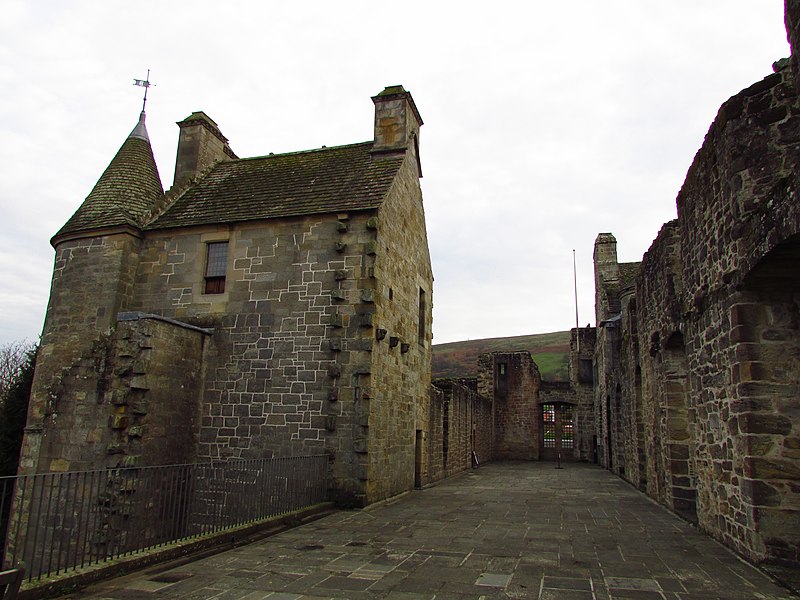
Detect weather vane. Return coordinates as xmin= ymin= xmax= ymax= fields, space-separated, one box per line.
xmin=132 ymin=69 xmax=154 ymax=112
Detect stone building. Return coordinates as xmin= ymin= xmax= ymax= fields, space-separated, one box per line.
xmin=432 ymin=343 xmax=595 ymax=465
xmin=592 ymin=1 xmax=800 ymax=581
xmin=18 ymin=85 xmax=434 ymax=507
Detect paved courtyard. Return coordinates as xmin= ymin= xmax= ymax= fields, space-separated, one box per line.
xmin=64 ymin=462 xmax=796 ymax=599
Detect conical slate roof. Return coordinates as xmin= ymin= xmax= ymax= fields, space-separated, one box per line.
xmin=52 ymin=112 xmax=164 ymax=244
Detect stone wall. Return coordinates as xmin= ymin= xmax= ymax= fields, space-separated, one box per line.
xmin=367 ymin=150 xmax=433 ymax=503
xmin=424 ymin=379 xmax=493 ymax=485
xmin=592 ymin=10 xmax=800 ymax=578
xmin=18 ymin=233 xmax=142 ymax=475
xmin=478 ymin=352 xmax=541 ymax=460
xmin=570 ymin=327 xmax=597 ymax=463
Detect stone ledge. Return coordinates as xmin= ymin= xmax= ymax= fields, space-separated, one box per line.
xmin=116 ymin=312 xmax=214 ymax=335
xmin=16 ymin=502 xmax=337 ymax=600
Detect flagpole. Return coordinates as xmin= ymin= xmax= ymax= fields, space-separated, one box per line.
xmin=573 ymin=249 xmax=580 ymax=353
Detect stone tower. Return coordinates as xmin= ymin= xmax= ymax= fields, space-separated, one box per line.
xmin=18 ymin=111 xmax=165 ymax=474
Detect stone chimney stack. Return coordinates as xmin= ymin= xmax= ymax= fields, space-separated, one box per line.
xmin=172 ymin=112 xmax=237 ymax=189
xmin=594 ymin=233 xmax=621 ymax=323
xmin=371 ymin=85 xmax=423 ymax=174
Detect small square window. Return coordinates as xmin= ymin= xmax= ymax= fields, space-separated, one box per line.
xmin=205 ymin=242 xmax=228 ymax=294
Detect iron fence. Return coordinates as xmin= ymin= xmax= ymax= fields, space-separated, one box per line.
xmin=0 ymin=455 xmax=328 ymax=582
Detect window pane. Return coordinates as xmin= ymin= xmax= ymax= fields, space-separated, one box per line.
xmin=206 ymin=242 xmax=228 ymax=278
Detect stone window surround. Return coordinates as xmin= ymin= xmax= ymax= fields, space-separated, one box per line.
xmin=199 ymin=231 xmax=231 ymax=301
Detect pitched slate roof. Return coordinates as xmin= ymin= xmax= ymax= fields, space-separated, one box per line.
xmin=149 ymin=142 xmax=403 ymax=230
xmin=52 ymin=112 xmax=164 ymax=243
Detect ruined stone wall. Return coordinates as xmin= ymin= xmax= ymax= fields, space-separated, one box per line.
xmin=634 ymin=222 xmax=697 ymax=520
xmin=570 ymin=327 xmax=597 ymax=463
xmin=19 ymin=233 xmax=141 ymax=475
xmin=425 ymin=380 xmax=492 ymax=485
xmin=109 ymin=317 xmax=207 ymax=467
xmin=675 ymin=59 xmax=800 ymax=565
xmin=594 ymin=24 xmax=800 ymax=576
xmin=478 ymin=352 xmax=541 ymax=460
xmin=618 ymin=298 xmax=647 ymax=490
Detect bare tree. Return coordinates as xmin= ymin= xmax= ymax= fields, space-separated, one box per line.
xmin=0 ymin=341 xmax=35 ymax=404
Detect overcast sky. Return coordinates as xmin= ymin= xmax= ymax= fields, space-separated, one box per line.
xmin=0 ymin=1 xmax=791 ymax=347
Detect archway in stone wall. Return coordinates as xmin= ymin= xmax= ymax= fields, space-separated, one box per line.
xmin=540 ymin=401 xmax=576 ymax=462
xmin=739 ymin=235 xmax=800 ymax=569
xmin=663 ymin=332 xmax=697 ymax=523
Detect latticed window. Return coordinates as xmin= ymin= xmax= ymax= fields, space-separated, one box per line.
xmin=205 ymin=242 xmax=228 ymax=294
xmin=543 ymin=404 xmax=556 ymax=448
xmin=562 ymin=405 xmax=574 ymax=449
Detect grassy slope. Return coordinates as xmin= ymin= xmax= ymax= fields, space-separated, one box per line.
xmin=432 ymin=331 xmax=571 ymax=381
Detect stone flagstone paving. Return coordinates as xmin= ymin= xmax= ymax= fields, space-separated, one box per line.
xmin=63 ymin=462 xmax=797 ymax=599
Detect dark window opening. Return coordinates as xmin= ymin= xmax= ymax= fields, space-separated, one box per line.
xmin=578 ymin=358 xmax=593 ymax=384
xmin=205 ymin=242 xmax=228 ymax=294
xmin=418 ymin=287 xmax=426 ymax=344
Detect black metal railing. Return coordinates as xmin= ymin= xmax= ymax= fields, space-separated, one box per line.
xmin=0 ymin=455 xmax=328 ymax=581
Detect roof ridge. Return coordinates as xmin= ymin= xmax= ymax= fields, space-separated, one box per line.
xmin=239 ymin=140 xmax=373 ymax=162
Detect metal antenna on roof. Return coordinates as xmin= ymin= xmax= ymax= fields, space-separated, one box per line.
xmin=133 ymin=69 xmax=153 ymax=113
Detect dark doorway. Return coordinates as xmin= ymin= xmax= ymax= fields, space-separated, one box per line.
xmin=414 ymin=430 xmax=423 ymax=488
xmin=541 ymin=403 xmax=575 ymax=461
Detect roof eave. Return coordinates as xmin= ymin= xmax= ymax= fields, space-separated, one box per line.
xmin=51 ymin=224 xmax=144 ymax=248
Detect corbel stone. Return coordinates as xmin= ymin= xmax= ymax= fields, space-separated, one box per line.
xmin=359 ymin=288 xmax=375 ymax=303
xmin=129 ymin=375 xmax=149 ymax=390
xmin=366 ymin=216 xmax=379 ymax=230
xmin=334 ymin=269 xmax=348 ymax=281
xmin=328 ymin=388 xmax=339 ymax=402
xmin=335 ymin=241 xmax=347 ymax=253
xmin=351 ymin=339 xmax=373 ymax=352
xmin=353 ymin=363 xmax=372 ymax=375
xmin=331 ymin=289 xmax=347 ymax=301
xmin=109 ymin=414 xmax=130 ymax=430
xmin=329 ymin=339 xmax=342 ymax=352
xmin=401 ymin=343 xmax=410 ymax=353
xmin=376 ymin=328 xmax=387 ymax=341
xmin=389 ymin=336 xmax=400 ymax=348
xmin=364 ymin=241 xmax=378 ymax=256
xmin=357 ymin=312 xmax=374 ymax=327
xmin=336 ymin=221 xmax=349 ymax=233
xmin=329 ymin=312 xmax=344 ymax=327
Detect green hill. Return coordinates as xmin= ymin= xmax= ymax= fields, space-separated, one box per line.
xmin=432 ymin=331 xmax=571 ymax=381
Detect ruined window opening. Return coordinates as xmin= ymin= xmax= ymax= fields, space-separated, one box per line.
xmin=498 ymin=363 xmax=506 ymax=377
xmin=418 ymin=287 xmax=426 ymax=344
xmin=578 ymin=358 xmax=593 ymax=384
xmin=204 ymin=241 xmax=228 ymax=294
xmin=389 ymin=287 xmax=394 ymax=300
